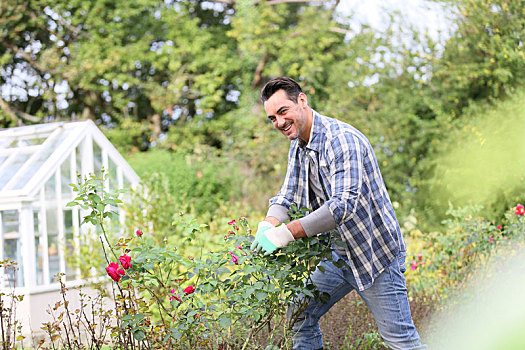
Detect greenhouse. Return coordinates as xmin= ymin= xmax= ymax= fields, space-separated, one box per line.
xmin=0 ymin=120 xmax=140 ymax=294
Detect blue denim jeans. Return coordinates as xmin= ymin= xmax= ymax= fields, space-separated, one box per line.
xmin=288 ymin=251 xmax=426 ymax=350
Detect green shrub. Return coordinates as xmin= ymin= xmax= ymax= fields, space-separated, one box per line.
xmin=405 ymin=202 xmax=525 ymax=301
xmin=127 ymin=148 xmax=242 ymax=218
xmin=57 ymin=173 xmax=339 ymax=349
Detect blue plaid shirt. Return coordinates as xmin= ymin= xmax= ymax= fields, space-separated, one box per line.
xmin=270 ymin=111 xmax=406 ymax=291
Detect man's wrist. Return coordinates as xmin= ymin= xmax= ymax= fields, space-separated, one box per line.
xmin=264 ymin=216 xmax=281 ymax=227
xmin=286 ymin=220 xmax=307 ymax=239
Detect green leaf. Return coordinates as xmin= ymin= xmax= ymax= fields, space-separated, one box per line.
xmin=133 ymin=329 xmax=145 ymax=341
xmin=255 ymin=291 xmax=267 ymax=301
xmin=169 ymin=328 xmax=182 ymax=340
xmin=66 ymin=201 xmax=78 ymax=207
xmin=218 ymin=315 xmax=232 ymax=329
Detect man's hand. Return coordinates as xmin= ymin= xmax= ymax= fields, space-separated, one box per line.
xmin=251 ymin=221 xmax=295 ymax=255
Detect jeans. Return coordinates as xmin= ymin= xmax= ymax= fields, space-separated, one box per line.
xmin=288 ymin=250 xmax=426 ymax=350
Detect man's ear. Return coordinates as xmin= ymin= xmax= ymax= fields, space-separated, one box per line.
xmin=298 ymin=92 xmax=308 ymax=107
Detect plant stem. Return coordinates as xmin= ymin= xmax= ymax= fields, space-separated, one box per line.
xmin=99 ymin=222 xmax=119 ymax=262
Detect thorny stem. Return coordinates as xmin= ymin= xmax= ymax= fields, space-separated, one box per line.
xmin=240 ymin=309 xmax=275 ymax=350
xmin=99 ymin=222 xmax=119 ymax=263
xmin=0 ymin=292 xmax=6 ymax=350
xmin=61 ymin=303 xmax=73 ymax=349
xmin=79 ymin=297 xmax=100 ymax=350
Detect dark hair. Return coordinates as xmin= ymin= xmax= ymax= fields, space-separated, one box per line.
xmin=260 ymin=77 xmax=303 ymax=104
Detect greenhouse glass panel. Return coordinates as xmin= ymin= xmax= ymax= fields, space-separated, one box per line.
xmin=61 ymin=156 xmax=73 ymax=199
xmin=0 ymin=137 xmax=12 ymax=148
xmin=34 ymin=210 xmax=44 ymax=286
xmin=9 ymin=136 xmax=47 ymax=147
xmin=0 ymin=153 xmax=31 ymax=191
xmin=45 ymin=175 xmax=60 ymax=284
xmin=7 ymin=128 xmax=70 ymax=191
xmin=93 ymin=142 xmax=103 ymax=177
xmin=75 ymin=145 xmax=82 ymax=178
xmin=108 ymin=157 xmax=118 ymax=191
xmin=1 ymin=210 xmax=23 ymax=287
xmin=64 ymin=209 xmax=77 ymax=281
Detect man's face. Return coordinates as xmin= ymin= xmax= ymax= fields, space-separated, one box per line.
xmin=263 ymin=89 xmax=311 ymax=142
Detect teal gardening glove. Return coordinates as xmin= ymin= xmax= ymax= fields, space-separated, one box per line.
xmin=251 ymin=221 xmax=295 ymax=255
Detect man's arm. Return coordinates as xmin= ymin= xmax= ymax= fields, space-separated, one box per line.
xmin=264 ymin=217 xmax=307 ymax=239
xmin=266 ymin=204 xmax=337 ymax=240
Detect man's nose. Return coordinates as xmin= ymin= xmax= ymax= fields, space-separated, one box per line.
xmin=275 ymin=115 xmax=285 ymax=128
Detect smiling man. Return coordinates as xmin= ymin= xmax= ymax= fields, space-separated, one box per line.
xmin=251 ymin=77 xmax=426 ymax=350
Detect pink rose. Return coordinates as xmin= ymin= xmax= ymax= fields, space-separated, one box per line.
xmin=236 ymin=246 xmax=247 ymax=256
xmin=119 ymin=254 xmax=132 ymax=269
xmin=411 ymin=260 xmax=418 ymax=271
xmin=228 ymin=220 xmax=236 ymax=225
xmin=136 ymin=229 xmax=143 ymax=236
xmin=169 ymin=288 xmax=182 ymax=302
xmin=497 ymin=225 xmax=502 ymax=230
xmin=515 ymin=204 xmax=524 ymax=216
xmin=417 ymin=252 xmax=422 ymax=261
xmin=106 ymin=262 xmax=125 ymax=282
xmin=230 ymin=252 xmax=239 ymax=265
xmin=183 ymin=285 xmax=195 ymax=295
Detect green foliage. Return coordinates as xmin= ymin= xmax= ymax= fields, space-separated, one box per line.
xmin=414 ymin=87 xmax=525 ymax=226
xmin=433 ymin=0 xmax=525 ymax=112
xmin=405 ymin=202 xmax=525 ymax=300
xmin=127 ymin=148 xmax=242 ymax=218
xmin=0 ymin=0 xmax=239 ymax=127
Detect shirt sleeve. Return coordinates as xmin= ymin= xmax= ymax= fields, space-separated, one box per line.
xmin=266 ymin=204 xmax=291 ymax=223
xmin=324 ymin=133 xmax=365 ymax=225
xmin=298 ymin=205 xmax=337 ymax=237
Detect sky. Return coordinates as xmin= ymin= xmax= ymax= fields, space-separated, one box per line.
xmin=335 ymin=0 xmax=454 ymax=41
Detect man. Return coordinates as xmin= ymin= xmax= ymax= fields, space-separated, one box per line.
xmin=251 ymin=77 xmax=425 ymax=350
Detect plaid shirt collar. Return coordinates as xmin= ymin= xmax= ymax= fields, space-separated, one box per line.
xmin=298 ymin=110 xmax=322 ymax=152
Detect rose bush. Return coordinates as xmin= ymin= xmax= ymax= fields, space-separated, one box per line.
xmin=65 ymin=173 xmax=336 ymax=349
xmin=405 ymin=203 xmax=525 ymax=300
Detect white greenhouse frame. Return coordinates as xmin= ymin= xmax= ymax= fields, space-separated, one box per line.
xmin=0 ymin=120 xmax=140 ymax=294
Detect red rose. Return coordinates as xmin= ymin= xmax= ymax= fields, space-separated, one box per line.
xmin=136 ymin=229 xmax=143 ymax=236
xmin=119 ymin=254 xmax=132 ymax=269
xmin=183 ymin=285 xmax=195 ymax=295
xmin=106 ymin=262 xmax=125 ymax=282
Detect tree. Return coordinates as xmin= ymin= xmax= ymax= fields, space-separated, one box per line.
xmin=0 ymin=0 xmax=240 ymax=136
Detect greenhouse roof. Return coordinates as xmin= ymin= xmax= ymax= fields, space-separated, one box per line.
xmin=0 ymin=120 xmax=139 ymax=203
